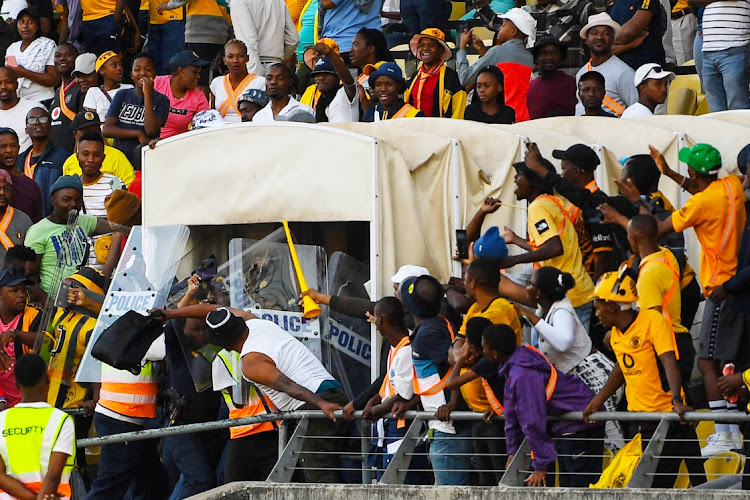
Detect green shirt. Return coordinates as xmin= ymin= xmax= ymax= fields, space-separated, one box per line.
xmin=25 ymin=214 xmax=98 ymax=293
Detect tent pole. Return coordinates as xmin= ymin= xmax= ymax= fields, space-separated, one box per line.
xmin=451 ymin=139 xmax=462 ymax=279
xmin=369 ymin=139 xmax=381 ymax=383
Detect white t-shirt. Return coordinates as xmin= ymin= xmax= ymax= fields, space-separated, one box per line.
xmin=0 ymin=97 xmax=44 ymax=152
xmin=83 ymin=173 xmax=121 ymax=268
xmin=83 ymin=84 xmax=134 ymax=123
xmin=239 ymin=318 xmax=333 ymax=411
xmin=252 ymin=96 xmax=314 ymax=123
xmin=621 ymin=102 xmax=654 ymax=119
xmin=387 ymin=342 xmax=414 ymax=400
xmin=323 ymin=86 xmax=359 ymax=123
xmin=5 ymin=38 xmax=56 ymax=102
xmin=210 ymin=74 xmax=265 ymax=124
xmin=13 ymin=403 xmax=75 ymax=456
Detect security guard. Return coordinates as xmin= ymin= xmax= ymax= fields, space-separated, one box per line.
xmin=584 ymin=268 xmax=706 ymax=488
xmin=0 ymin=353 xmax=75 ymax=499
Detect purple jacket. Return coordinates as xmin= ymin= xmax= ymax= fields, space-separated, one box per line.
xmin=499 ymin=346 xmax=598 ymax=470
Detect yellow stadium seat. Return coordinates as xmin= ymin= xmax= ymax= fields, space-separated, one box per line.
xmin=473 ymin=27 xmax=495 ymax=42
xmin=450 ymin=1 xmax=466 ymax=20
xmin=705 ymin=452 xmax=744 ymax=481
xmin=668 ymin=87 xmax=697 ymax=115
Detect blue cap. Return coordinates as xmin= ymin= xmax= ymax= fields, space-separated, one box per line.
xmin=0 ymin=269 xmax=32 ymax=288
xmin=50 ymin=174 xmax=83 ymax=195
xmin=737 ymin=143 xmax=750 ymax=175
xmin=368 ymin=62 xmax=405 ymax=89
xmin=474 ymin=226 xmax=508 ymax=259
xmin=400 ymin=275 xmax=442 ymax=319
xmin=310 ymin=57 xmax=337 ymax=76
xmin=168 ymin=50 xmax=209 ymax=73
xmin=238 ymin=88 xmax=269 ymax=108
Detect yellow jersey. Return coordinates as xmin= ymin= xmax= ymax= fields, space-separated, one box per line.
xmin=63 ymin=145 xmax=135 ymax=187
xmin=637 ymin=248 xmax=688 ymax=334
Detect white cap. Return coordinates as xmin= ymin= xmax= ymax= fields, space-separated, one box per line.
xmin=633 ymin=63 xmax=675 ymax=87
xmin=391 ymin=265 xmax=431 ymax=284
xmin=498 ymin=8 xmax=537 ymax=48
xmin=72 ymin=53 xmax=97 ymax=76
xmin=191 ymin=110 xmax=229 ymax=129
xmin=580 ymin=12 xmax=622 ymax=39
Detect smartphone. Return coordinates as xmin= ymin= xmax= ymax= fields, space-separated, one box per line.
xmin=4 ymin=55 xmax=17 ymax=68
xmin=456 ymin=229 xmax=469 ymax=259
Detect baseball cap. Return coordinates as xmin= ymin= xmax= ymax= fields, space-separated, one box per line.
xmin=310 ymin=57 xmax=337 ymax=76
xmin=191 ymin=110 xmax=229 ymax=130
xmin=238 ymin=88 xmax=269 ymax=108
xmin=498 ymin=8 xmax=537 ymax=48
xmin=368 ymin=61 xmax=405 ymax=89
xmin=737 ymin=143 xmax=750 ymax=175
xmin=580 ymin=12 xmax=622 ymax=39
xmin=679 ymin=143 xmax=722 ymax=175
xmin=634 ymin=63 xmax=675 ymax=87
xmin=71 ymin=110 xmax=101 ymax=131
xmin=0 ymin=269 xmax=32 ymax=288
xmin=72 ymin=53 xmax=97 ymax=76
xmin=552 ymin=144 xmax=600 ymax=171
xmin=96 ymin=51 xmax=118 ymax=72
xmin=168 ymin=50 xmax=209 ymax=73
xmin=69 ymin=266 xmax=107 ymax=294
xmin=513 ymin=157 xmax=555 ymax=183
xmin=400 ymin=275 xmax=443 ymax=319
xmin=474 ymin=226 xmax=508 ymax=259
xmin=391 ymin=264 xmax=431 ymax=284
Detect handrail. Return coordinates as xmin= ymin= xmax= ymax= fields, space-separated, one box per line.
xmin=77 ymin=409 xmax=750 ymax=448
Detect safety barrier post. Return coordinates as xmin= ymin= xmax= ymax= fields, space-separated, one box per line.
xmin=379 ymin=418 xmax=424 ymax=485
xmin=267 ymin=417 xmax=309 ymax=483
xmin=361 ymin=423 xmax=372 ymax=484
xmin=498 ymin=438 xmax=530 ymax=487
xmin=627 ymin=418 xmax=671 ymax=488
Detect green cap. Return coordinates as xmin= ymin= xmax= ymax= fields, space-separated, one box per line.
xmin=678 ymin=143 xmax=722 ymax=175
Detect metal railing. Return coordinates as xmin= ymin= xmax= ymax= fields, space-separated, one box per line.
xmin=77 ymin=410 xmax=750 ymax=489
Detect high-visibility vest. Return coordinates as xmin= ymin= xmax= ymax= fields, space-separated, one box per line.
xmin=378 ymin=336 xmax=410 ymax=428
xmin=529 ymin=194 xmax=576 ymax=270
xmin=638 ymin=253 xmax=682 ymax=358
xmin=378 ymin=103 xmax=421 ymax=121
xmin=482 ymin=378 xmax=504 ymax=416
xmin=586 ymin=60 xmax=626 ymax=116
xmin=412 ymin=315 xmax=456 ymax=396
xmin=705 ymin=177 xmax=741 ymax=289
xmin=217 ymin=74 xmax=259 ymax=118
xmin=99 ymin=362 xmax=158 ymax=419
xmin=0 ymin=406 xmax=74 ymax=499
xmin=522 ymin=345 xmax=558 ymax=400
xmin=216 ymin=350 xmax=278 ymax=439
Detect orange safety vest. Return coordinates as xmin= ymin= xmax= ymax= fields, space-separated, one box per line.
xmin=23 ymin=152 xmax=37 ymax=179
xmin=638 ymin=255 xmax=682 ymax=358
xmin=482 ymin=378 xmax=504 ymax=416
xmin=58 ymin=81 xmax=77 ymax=121
xmin=98 ymin=362 xmax=159 ymax=419
xmin=0 ymin=207 xmax=16 ymax=251
xmin=378 ymin=336 xmax=411 ymax=428
xmin=522 ymin=345 xmax=558 ymax=400
xmin=567 ymin=180 xmax=599 ymax=223
xmin=529 ymin=194 xmax=576 ymax=269
xmin=217 ymin=74 xmax=258 ymax=117
xmin=383 ymin=103 xmax=421 ymax=120
xmin=705 ymin=177 xmax=740 ymax=289
xmin=586 ymin=61 xmax=625 ymax=116
xmin=412 ymin=316 xmax=456 ymax=397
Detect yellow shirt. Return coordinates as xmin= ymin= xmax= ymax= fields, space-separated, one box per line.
xmin=81 ymin=0 xmax=117 ymax=21
xmin=527 ymin=194 xmax=595 ymax=307
xmin=459 ymin=370 xmax=490 ymax=412
xmin=63 ymin=145 xmax=135 ymax=187
xmin=648 ymin=191 xmax=696 ymax=289
xmin=457 ymin=297 xmax=522 ymax=345
xmin=671 ymin=175 xmax=746 ymax=294
xmin=610 ymin=309 xmax=679 ymax=412
xmin=638 ymin=248 xmax=688 ymax=334
xmin=148 ymin=0 xmax=184 ymax=25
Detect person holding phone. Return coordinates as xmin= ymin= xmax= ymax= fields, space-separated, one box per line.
xmin=4 ymin=9 xmax=60 ymax=105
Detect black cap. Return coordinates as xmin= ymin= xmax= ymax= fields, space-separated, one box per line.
xmin=400 ymin=275 xmax=442 ymax=319
xmin=205 ymin=308 xmax=246 ymax=339
xmin=168 ymin=50 xmax=209 ymax=73
xmin=531 ymin=34 xmax=568 ymax=59
xmin=513 ymin=157 xmax=555 ymax=182
xmin=552 ymin=144 xmax=600 ymax=172
xmin=71 ymin=110 xmax=101 ymax=131
xmin=0 ymin=269 xmax=33 ymax=288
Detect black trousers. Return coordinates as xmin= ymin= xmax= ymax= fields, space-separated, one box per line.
xmin=298 ymin=388 xmax=351 ymax=483
xmin=472 ymin=420 xmax=506 ymax=486
xmin=225 ymin=430 xmax=279 ymax=482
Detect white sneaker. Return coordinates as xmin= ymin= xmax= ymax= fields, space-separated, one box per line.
xmin=701 ymin=432 xmax=737 ymax=457
xmin=732 ymin=432 xmax=744 ymax=450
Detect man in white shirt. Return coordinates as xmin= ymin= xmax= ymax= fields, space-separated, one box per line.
xmin=229 ymin=0 xmax=299 ymax=76
xmin=621 ymin=63 xmax=675 ymax=119
xmin=0 ymin=67 xmax=43 ymax=152
xmin=306 ymin=45 xmax=359 ymax=123
xmin=253 ymin=63 xmax=314 ymax=123
xmin=575 ymin=13 xmax=638 ymax=117
xmin=160 ymin=304 xmax=347 ymax=483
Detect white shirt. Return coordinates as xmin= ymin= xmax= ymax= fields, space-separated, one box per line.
xmin=323 ymin=86 xmax=359 ymax=123
xmin=621 ymin=102 xmax=654 ymax=119
xmin=387 ymin=341 xmax=414 ymax=400
xmin=83 ymin=84 xmax=134 ymax=123
xmin=83 ymin=173 xmax=121 ymax=268
xmin=0 ymin=0 xmax=26 ymax=19
xmin=209 ymin=74 xmax=265 ymax=123
xmin=252 ymin=96 xmax=314 ymax=123
xmin=229 ymin=0 xmax=299 ymax=76
xmin=13 ymin=402 xmax=75 ymax=456
xmin=239 ymin=318 xmax=333 ymax=411
xmin=0 ymin=97 xmax=44 ymax=152
xmin=5 ymin=38 xmax=56 ymax=102
xmin=575 ymin=55 xmax=638 ymax=116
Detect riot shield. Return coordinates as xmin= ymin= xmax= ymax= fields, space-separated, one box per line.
xmin=75 ymin=225 xmax=190 ymax=383
xmin=324 ymin=252 xmax=372 ymax=399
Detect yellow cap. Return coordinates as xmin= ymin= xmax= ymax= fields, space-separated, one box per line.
xmin=592 ymin=265 xmax=638 ymax=303
xmin=96 ymin=51 xmax=118 ymax=72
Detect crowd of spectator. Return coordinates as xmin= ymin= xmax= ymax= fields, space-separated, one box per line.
xmin=0 ymin=0 xmax=746 ymax=496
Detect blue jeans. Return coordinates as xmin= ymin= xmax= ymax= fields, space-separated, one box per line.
xmin=399 ymin=0 xmax=451 ymax=36
xmin=147 ymin=21 xmax=186 ymax=75
xmin=81 ymin=15 xmax=120 ymax=55
xmin=368 ymin=419 xmax=431 ymax=484
xmin=574 ymin=301 xmax=593 ymax=333
xmin=694 ymin=32 xmax=704 ymax=92
xmin=555 ymin=425 xmax=604 ymax=487
xmin=429 ymin=428 xmax=473 ymax=485
xmin=162 ymin=433 xmax=219 ymax=500
xmin=86 ymin=413 xmax=166 ymax=500
xmin=702 ymin=45 xmax=750 ymax=112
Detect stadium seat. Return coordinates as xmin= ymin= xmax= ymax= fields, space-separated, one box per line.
xmin=450 ymin=1 xmax=466 ymax=20
xmin=668 ymin=87 xmax=697 ymax=115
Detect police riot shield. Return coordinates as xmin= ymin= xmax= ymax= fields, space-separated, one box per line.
xmin=75 ymin=225 xmax=190 ymax=383
xmin=324 ymin=252 xmax=372 ymax=399
xmin=227 ymin=229 xmax=328 ymax=403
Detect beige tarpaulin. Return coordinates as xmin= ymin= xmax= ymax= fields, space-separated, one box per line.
xmin=705 ymin=110 xmax=750 ymax=127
